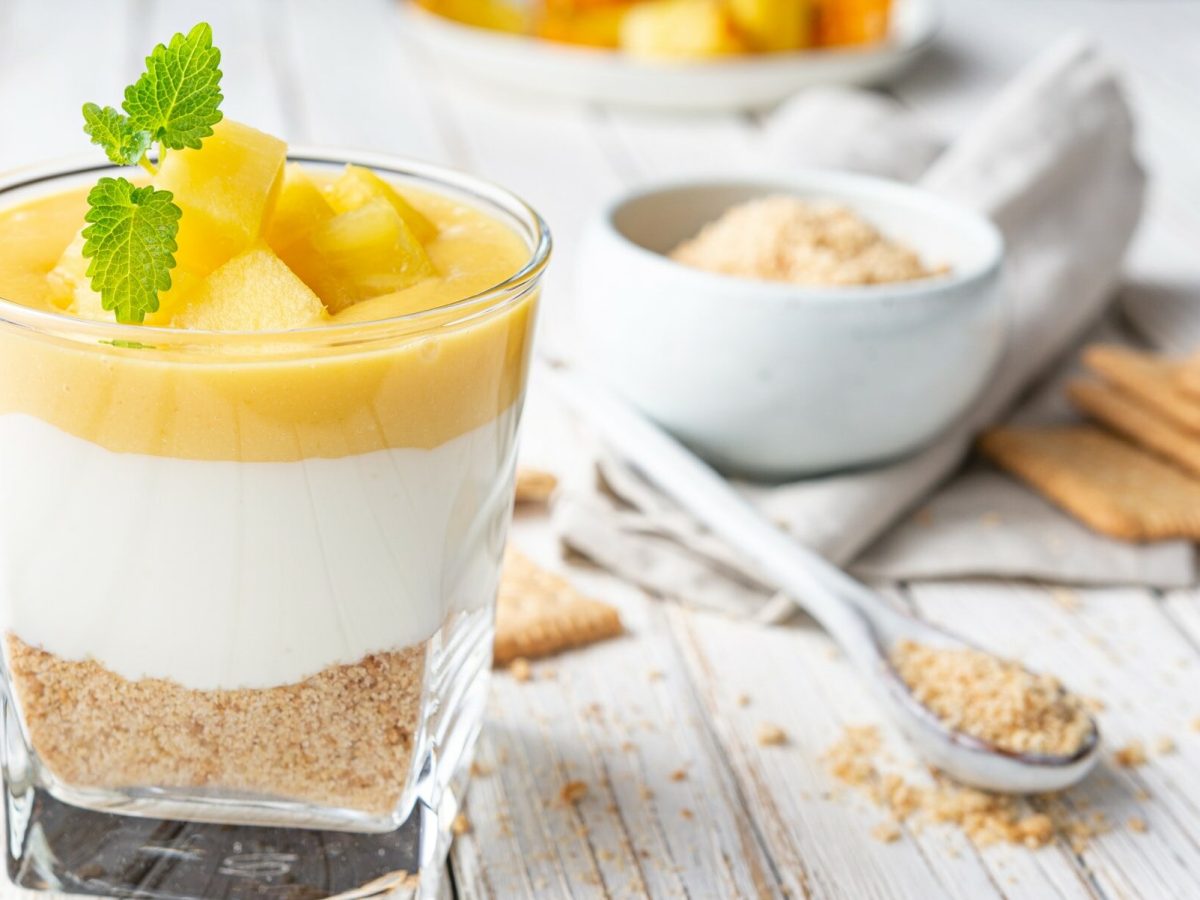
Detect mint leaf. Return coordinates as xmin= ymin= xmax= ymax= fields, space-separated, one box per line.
xmin=122 ymin=22 xmax=223 ymax=151
xmin=82 ymin=178 xmax=181 ymax=324
xmin=82 ymin=103 xmax=152 ymax=167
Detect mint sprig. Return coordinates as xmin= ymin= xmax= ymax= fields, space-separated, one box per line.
xmin=82 ymin=104 xmax=152 ymax=167
xmin=123 ymin=23 xmax=224 ymax=153
xmin=80 ymin=22 xmax=222 ymax=324
xmin=82 ymin=179 xmax=181 ymax=324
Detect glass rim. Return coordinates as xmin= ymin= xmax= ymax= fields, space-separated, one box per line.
xmin=0 ymin=148 xmax=552 ymax=349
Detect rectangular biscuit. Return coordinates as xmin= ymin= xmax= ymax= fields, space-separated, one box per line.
xmin=1082 ymin=344 xmax=1200 ymax=432
xmin=1068 ymin=379 xmax=1200 ymax=478
xmin=978 ymin=425 xmax=1200 ymax=541
xmin=494 ymin=549 xmax=623 ymax=666
xmin=1177 ymin=355 xmax=1200 ymax=400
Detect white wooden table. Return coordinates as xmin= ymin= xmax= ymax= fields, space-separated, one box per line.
xmin=2 ymin=1 xmax=1200 ymax=897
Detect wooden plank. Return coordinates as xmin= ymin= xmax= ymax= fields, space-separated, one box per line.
xmin=0 ymin=0 xmax=139 ymax=169
xmin=450 ymin=384 xmax=785 ymax=899
xmin=908 ymin=582 xmax=1200 ymax=900
xmin=282 ymin=0 xmax=450 ymax=158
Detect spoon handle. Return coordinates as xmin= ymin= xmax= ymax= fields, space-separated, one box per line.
xmin=541 ymin=362 xmax=889 ymax=668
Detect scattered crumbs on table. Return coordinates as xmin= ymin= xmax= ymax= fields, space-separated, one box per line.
xmin=872 ymin=821 xmax=903 ymax=843
xmin=620 ymin=740 xmax=637 ymax=753
xmin=1052 ymin=588 xmax=1081 ymax=612
xmin=980 ymin=511 xmax=1003 ymax=527
xmin=639 ymin=786 xmax=655 ymax=801
xmin=669 ymin=768 xmax=688 ymax=782
xmin=470 ymin=760 xmax=493 ymax=778
xmin=510 ymin=657 xmax=532 ymax=682
xmin=736 ymin=693 xmax=752 ymax=707
xmin=823 ymin=725 xmax=1105 ymax=850
xmin=756 ymin=723 xmax=788 ymax=746
xmin=1154 ymin=735 xmax=1177 ymax=755
xmin=680 ymin=808 xmax=694 ymax=820
xmin=559 ymin=780 xmax=589 ymax=805
xmin=913 ymin=506 xmax=935 ymax=527
xmin=1114 ymin=741 xmax=1148 ymax=768
xmin=514 ymin=467 xmax=558 ymax=505
xmin=1083 ymin=696 xmax=1106 ymax=713
xmin=648 ymin=669 xmax=665 ymax=682
xmin=1134 ymin=788 xmax=1152 ymax=802
xmin=451 ymin=812 xmax=472 ymax=836
xmin=1128 ymin=816 xmax=1149 ymax=834
xmin=1192 ymin=717 xmax=1200 ymax=733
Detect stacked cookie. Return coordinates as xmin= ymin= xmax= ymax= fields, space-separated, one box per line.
xmin=980 ymin=345 xmax=1200 ymax=541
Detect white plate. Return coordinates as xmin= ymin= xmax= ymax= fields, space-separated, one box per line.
xmin=402 ymin=0 xmax=940 ymax=112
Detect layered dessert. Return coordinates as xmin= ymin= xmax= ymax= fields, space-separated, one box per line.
xmin=0 ymin=119 xmax=538 ymax=820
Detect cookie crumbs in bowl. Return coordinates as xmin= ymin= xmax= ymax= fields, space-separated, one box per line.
xmin=889 ymin=639 xmax=1093 ymax=757
xmin=668 ymin=196 xmax=947 ymax=287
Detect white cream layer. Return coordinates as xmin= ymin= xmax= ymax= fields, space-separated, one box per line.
xmin=0 ymin=409 xmax=518 ymax=690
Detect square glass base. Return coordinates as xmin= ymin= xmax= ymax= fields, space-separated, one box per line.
xmin=5 ymin=779 xmax=460 ymax=898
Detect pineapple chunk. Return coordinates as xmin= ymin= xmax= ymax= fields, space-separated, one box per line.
xmin=727 ymin=0 xmax=812 ymax=51
xmin=155 ymin=120 xmax=288 ymax=275
xmin=172 ymin=245 xmax=327 ymax=331
xmin=47 ymin=231 xmax=197 ymax=326
xmin=266 ymin=163 xmax=336 ymax=253
xmin=327 ymin=165 xmax=437 ymax=243
xmin=289 ymin=198 xmax=437 ymax=314
xmin=536 ymin=5 xmax=630 ymax=48
xmin=620 ymin=0 xmax=746 ymax=59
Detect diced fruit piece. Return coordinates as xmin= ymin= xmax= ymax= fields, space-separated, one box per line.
xmin=46 ymin=231 xmax=197 ymax=326
xmin=265 ymin=163 xmax=336 ymax=254
xmin=536 ymin=5 xmax=630 ymax=48
xmin=171 ymin=245 xmax=327 ymax=331
xmin=814 ymin=0 xmax=890 ymax=47
xmin=327 ymin=165 xmax=437 ymax=243
xmin=415 ymin=0 xmax=527 ymax=32
xmin=727 ymin=0 xmax=812 ymax=51
xmin=620 ymin=0 xmax=746 ymax=59
xmin=289 ymin=198 xmax=437 ymax=314
xmin=155 ymin=119 xmax=288 ymax=275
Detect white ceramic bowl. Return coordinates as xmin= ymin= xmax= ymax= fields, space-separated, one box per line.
xmin=575 ymin=171 xmax=1005 ymax=479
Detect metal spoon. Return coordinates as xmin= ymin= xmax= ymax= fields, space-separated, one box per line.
xmin=542 ymin=361 xmax=1100 ymax=794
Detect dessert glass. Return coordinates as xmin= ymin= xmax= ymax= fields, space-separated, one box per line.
xmin=0 ymin=152 xmax=549 ymax=899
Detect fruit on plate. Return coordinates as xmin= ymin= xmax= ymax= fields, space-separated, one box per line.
xmin=171 ymin=245 xmax=327 ymax=331
xmin=814 ymin=0 xmax=890 ymax=46
xmin=727 ymin=0 xmax=812 ymax=52
xmin=328 ymin=164 xmax=437 ymax=243
xmin=536 ymin=5 xmax=629 ymax=48
xmin=417 ymin=0 xmax=891 ymax=55
xmin=621 ymin=0 xmax=746 ymax=60
xmin=415 ymin=0 xmax=527 ymax=32
xmin=287 ymin=198 xmax=437 ymax=314
xmin=155 ymin=120 xmax=288 ymax=276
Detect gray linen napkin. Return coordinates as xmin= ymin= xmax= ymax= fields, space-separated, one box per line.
xmin=552 ymin=35 xmax=1195 ymax=619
